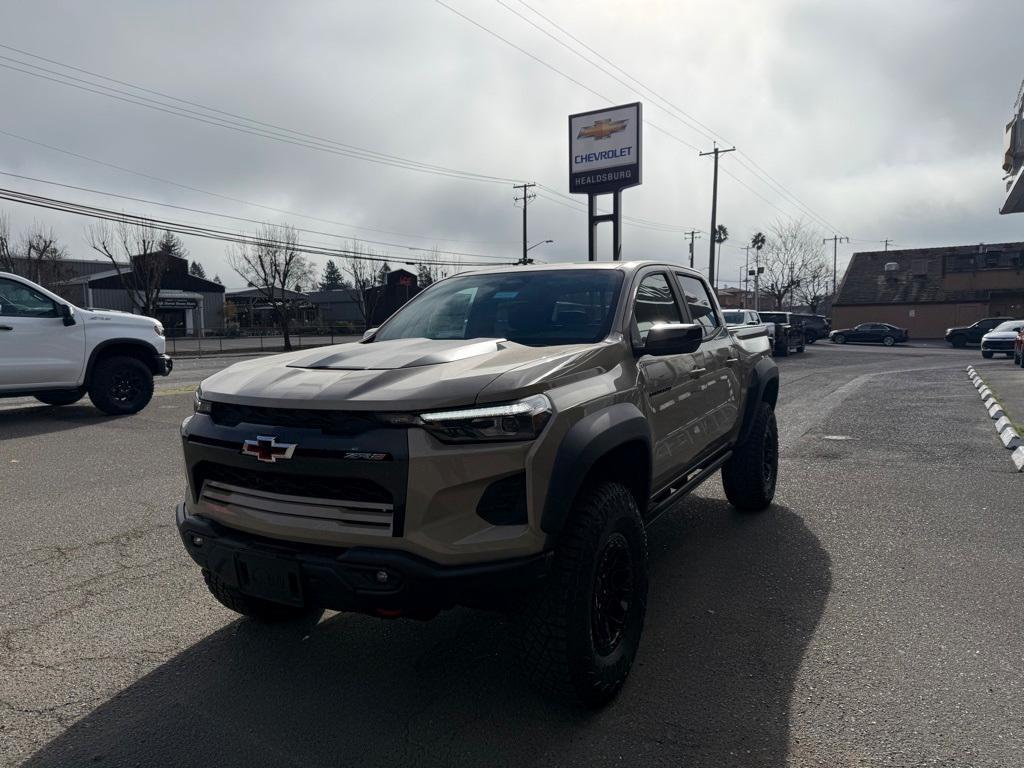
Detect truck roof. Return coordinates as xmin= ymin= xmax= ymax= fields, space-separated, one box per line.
xmin=458 ymin=260 xmax=705 ymax=278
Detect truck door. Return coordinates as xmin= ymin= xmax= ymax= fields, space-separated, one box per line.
xmin=0 ymin=276 xmax=85 ymax=390
xmin=631 ymin=271 xmax=706 ymax=489
xmin=673 ymin=272 xmax=741 ymax=451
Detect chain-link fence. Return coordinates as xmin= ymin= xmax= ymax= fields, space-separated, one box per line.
xmin=165 ymin=327 xmax=365 ymax=358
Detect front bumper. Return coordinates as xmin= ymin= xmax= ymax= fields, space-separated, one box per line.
xmin=981 ymin=340 xmax=1014 ymax=351
xmin=177 ymin=503 xmax=551 ymax=618
xmin=157 ymin=354 xmax=173 ymax=376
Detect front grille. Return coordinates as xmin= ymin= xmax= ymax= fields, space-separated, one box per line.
xmin=193 ymin=462 xmax=392 ymax=505
xmin=210 ymin=402 xmax=379 ymax=435
xmin=201 ymin=480 xmax=394 ymax=536
xmin=984 ymin=340 xmax=1015 ymax=350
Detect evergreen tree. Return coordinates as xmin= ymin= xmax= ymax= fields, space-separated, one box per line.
xmin=319 ymin=259 xmax=345 ymax=290
xmin=213 ymin=274 xmax=223 ymax=285
xmin=188 ymin=261 xmax=207 ymax=278
xmin=158 ymin=230 xmax=189 ymax=260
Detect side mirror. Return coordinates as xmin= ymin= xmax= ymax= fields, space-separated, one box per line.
xmin=59 ymin=304 xmax=76 ymax=327
xmin=361 ymin=327 xmax=378 ymax=341
xmin=643 ymin=323 xmax=703 ymax=356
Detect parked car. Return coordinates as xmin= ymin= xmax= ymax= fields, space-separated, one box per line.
xmin=177 ymin=261 xmax=779 ymax=707
xmin=945 ymin=317 xmax=1014 ymax=348
xmin=790 ymin=313 xmax=831 ymax=344
xmin=829 ymin=322 xmax=908 ymax=346
xmin=980 ymin=320 xmax=1024 ymax=359
xmin=723 ymin=308 xmax=775 ymax=349
xmin=758 ymin=311 xmax=805 ymax=356
xmin=0 ymin=271 xmax=172 ymax=413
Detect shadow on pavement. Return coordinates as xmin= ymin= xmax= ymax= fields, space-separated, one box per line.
xmin=0 ymin=404 xmax=115 ymax=438
xmin=24 ymin=499 xmax=830 ymax=768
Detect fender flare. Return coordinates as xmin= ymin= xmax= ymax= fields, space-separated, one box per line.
xmin=540 ymin=402 xmax=652 ymax=534
xmin=737 ymin=356 xmax=779 ymax=446
xmin=84 ymin=339 xmax=162 ymax=384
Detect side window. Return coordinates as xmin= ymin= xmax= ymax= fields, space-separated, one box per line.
xmin=632 ymin=273 xmax=682 ymax=340
xmin=675 ymin=273 xmax=721 ymax=336
xmin=0 ymin=278 xmax=58 ymax=318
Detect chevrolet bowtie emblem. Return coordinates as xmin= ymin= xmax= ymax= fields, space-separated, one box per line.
xmin=577 ymin=118 xmax=628 ymax=140
xmin=241 ymin=435 xmax=297 ymax=463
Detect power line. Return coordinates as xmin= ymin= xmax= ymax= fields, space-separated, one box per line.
xmin=0 ymin=170 xmax=516 ymax=261
xmin=0 ymin=186 xmax=517 ymax=268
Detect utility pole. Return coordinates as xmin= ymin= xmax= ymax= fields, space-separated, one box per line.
xmin=742 ymin=245 xmax=751 ymax=306
xmin=883 ymin=239 xmax=893 ymax=252
xmin=698 ymin=143 xmax=736 ymax=288
xmin=513 ymin=183 xmax=536 ymax=265
xmin=823 ymin=235 xmax=850 ymax=295
xmin=685 ymin=230 xmax=701 ymax=269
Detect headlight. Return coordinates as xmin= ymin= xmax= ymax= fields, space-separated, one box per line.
xmin=154 ymin=323 xmax=165 ymax=337
xmin=417 ymin=394 xmax=552 ymax=444
xmin=193 ymin=387 xmax=212 ymax=414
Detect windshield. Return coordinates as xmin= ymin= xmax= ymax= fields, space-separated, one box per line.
xmin=373 ymin=269 xmax=624 ymax=346
xmin=992 ymin=321 xmax=1023 ymax=332
xmin=723 ymin=311 xmax=746 ymax=324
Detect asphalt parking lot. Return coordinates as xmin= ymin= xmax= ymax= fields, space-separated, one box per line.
xmin=2 ymin=342 xmax=1022 ymax=767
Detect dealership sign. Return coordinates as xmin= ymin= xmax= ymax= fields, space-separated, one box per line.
xmin=569 ymin=102 xmax=642 ymax=195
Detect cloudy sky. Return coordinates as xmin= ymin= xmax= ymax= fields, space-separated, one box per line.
xmin=0 ymin=0 xmax=1021 ymax=291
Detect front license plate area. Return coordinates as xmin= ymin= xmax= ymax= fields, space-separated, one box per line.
xmin=235 ymin=552 xmax=304 ymax=606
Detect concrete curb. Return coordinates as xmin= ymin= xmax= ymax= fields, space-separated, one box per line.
xmin=966 ymin=368 xmax=1023 ymax=472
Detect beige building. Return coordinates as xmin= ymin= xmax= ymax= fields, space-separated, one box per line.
xmin=832 ymin=241 xmax=1024 ymax=338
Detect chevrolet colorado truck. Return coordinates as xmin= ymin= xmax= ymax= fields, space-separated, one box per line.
xmin=0 ymin=271 xmax=171 ymax=414
xmin=177 ymin=262 xmax=779 ymax=706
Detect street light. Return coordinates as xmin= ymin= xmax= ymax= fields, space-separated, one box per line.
xmin=521 ymin=239 xmax=553 ymax=264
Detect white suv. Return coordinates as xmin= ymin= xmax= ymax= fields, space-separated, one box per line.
xmin=0 ymin=271 xmax=172 ymax=414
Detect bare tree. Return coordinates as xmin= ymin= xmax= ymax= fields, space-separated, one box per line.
xmin=228 ymin=224 xmax=315 ymax=350
xmin=87 ymin=219 xmax=166 ymax=316
xmin=0 ymin=216 xmax=70 ymax=289
xmin=794 ymin=258 xmax=832 ymax=314
xmin=759 ymin=219 xmax=826 ymax=310
xmin=339 ymin=242 xmax=388 ymax=328
xmin=417 ymin=248 xmax=456 ymax=287
xmin=0 ymin=212 xmax=13 ymax=273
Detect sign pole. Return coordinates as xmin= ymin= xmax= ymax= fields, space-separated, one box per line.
xmin=587 ymin=194 xmax=596 ymax=262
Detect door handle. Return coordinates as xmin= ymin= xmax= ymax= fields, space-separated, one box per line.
xmin=689 ymin=367 xmax=707 ymax=378
xmin=0 ymin=325 xmax=12 ymax=331
xmin=725 ymin=357 xmax=739 ymax=364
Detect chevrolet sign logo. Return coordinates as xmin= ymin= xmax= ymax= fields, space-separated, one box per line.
xmin=241 ymin=435 xmax=297 ymax=463
xmin=577 ymin=118 xmax=628 ymax=140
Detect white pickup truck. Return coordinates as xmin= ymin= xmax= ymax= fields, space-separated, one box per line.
xmin=0 ymin=271 xmax=172 ymax=414
xmin=723 ymin=309 xmax=775 ymax=350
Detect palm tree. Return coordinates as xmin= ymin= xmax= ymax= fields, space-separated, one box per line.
xmin=714 ymin=225 xmax=729 ymax=289
xmin=751 ymin=232 xmax=766 ymax=309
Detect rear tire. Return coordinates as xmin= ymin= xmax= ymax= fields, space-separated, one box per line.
xmin=951 ymin=335 xmax=967 ymax=348
xmin=203 ymin=570 xmax=324 ymax=624
xmin=805 ymin=331 xmax=817 ymax=344
xmin=34 ymin=389 xmax=86 ymax=406
xmin=88 ymin=356 xmax=154 ymax=415
xmin=513 ymin=482 xmax=648 ymax=708
xmin=982 ymin=351 xmax=994 ymax=359
xmin=883 ymin=335 xmax=896 ymax=347
xmin=721 ymin=402 xmax=778 ymax=512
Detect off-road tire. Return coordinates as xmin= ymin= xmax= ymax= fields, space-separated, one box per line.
xmin=203 ymin=569 xmax=324 ymax=624
xmin=951 ymin=334 xmax=967 ymax=348
xmin=513 ymin=482 xmax=648 ymax=708
xmin=721 ymin=402 xmax=778 ymax=512
xmin=805 ymin=331 xmax=817 ymax=344
xmin=777 ymin=341 xmax=790 ymax=356
xmin=982 ymin=351 xmax=994 ymax=359
xmin=797 ymin=341 xmax=806 ymax=353
xmin=88 ymin=356 xmax=154 ymax=415
xmin=833 ymin=333 xmax=846 ymax=344
xmin=883 ymin=335 xmax=896 ymax=347
xmin=34 ymin=389 xmax=86 ymax=406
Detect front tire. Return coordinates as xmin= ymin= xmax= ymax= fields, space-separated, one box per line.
xmin=982 ymin=351 xmax=994 ymax=359
xmin=882 ymin=335 xmax=896 ymax=347
xmin=805 ymin=331 xmax=817 ymax=344
xmin=721 ymin=402 xmax=778 ymax=512
xmin=88 ymin=356 xmax=154 ymax=415
xmin=34 ymin=389 xmax=86 ymax=406
xmin=834 ymin=333 xmax=847 ymax=344
xmin=514 ymin=482 xmax=648 ymax=707
xmin=203 ymin=570 xmax=324 ymax=624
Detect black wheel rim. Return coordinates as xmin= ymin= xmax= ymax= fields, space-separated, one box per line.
xmin=110 ymin=368 xmax=143 ymax=403
xmin=591 ymin=533 xmax=635 ymax=656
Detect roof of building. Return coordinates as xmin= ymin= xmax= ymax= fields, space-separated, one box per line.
xmin=306 ymin=288 xmax=361 ymax=303
xmin=226 ymin=286 xmax=307 ymax=300
xmin=834 ymin=241 xmax=1024 ymax=306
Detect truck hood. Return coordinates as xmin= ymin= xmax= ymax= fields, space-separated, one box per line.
xmin=982 ymin=331 xmax=1019 ymax=341
xmin=199 ymin=337 xmax=606 ymax=411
